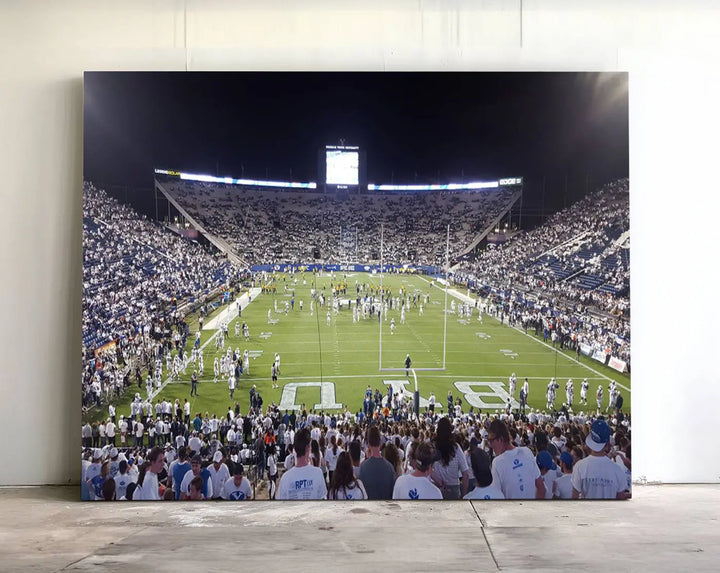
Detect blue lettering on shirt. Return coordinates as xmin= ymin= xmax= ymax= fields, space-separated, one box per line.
xmin=295 ymin=479 xmax=313 ymax=489
xmin=91 ymin=475 xmax=105 ymax=498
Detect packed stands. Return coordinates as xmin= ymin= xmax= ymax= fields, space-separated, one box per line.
xmin=453 ymin=178 xmax=630 ymax=368
xmin=82 ymin=182 xmax=245 ymax=408
xmin=162 ymin=180 xmax=517 ymax=266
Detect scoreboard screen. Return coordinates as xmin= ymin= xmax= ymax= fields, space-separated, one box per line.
xmin=325 ymin=145 xmax=359 ymax=186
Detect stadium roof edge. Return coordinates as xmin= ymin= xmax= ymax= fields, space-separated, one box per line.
xmin=154 ymin=168 xmax=317 ymax=189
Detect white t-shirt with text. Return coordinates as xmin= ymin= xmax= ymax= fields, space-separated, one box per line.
xmin=276 ymin=464 xmax=327 ymax=500
xmin=491 ymin=446 xmax=541 ymax=499
xmin=392 ymin=474 xmax=442 ymax=500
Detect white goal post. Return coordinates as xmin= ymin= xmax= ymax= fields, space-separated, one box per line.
xmin=378 ymin=223 xmax=449 ymax=372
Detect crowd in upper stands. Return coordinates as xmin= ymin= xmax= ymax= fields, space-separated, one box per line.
xmin=162 ymin=181 xmax=517 ymax=266
xmin=82 ymin=182 xmax=246 ymax=409
xmin=454 ymin=179 xmax=629 ymax=301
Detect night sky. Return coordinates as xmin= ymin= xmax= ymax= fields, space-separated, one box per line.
xmin=83 ymin=72 xmax=628 ymax=218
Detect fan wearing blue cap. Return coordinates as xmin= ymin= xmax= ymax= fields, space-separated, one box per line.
xmin=571 ymin=419 xmax=630 ymax=499
xmin=536 ymin=451 xmax=558 ymax=499
xmin=555 ymin=452 xmax=575 ymax=499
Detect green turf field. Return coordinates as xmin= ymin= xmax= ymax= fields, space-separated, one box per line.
xmin=83 ymin=271 xmax=631 ymax=424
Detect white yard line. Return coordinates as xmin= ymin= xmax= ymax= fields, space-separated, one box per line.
xmin=165 ymin=373 xmax=611 ymax=382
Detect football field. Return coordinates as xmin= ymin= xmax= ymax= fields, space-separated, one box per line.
xmin=85 ymin=272 xmax=631 ymax=423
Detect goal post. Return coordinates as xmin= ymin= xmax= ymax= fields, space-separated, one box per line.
xmin=378 ymin=223 xmax=449 ymax=372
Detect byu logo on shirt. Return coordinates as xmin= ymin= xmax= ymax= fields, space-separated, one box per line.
xmin=409 ymin=488 xmax=419 ymax=500
xmin=230 ymin=491 xmax=246 ymax=500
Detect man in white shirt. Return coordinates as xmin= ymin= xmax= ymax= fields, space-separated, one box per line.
xmin=536 ymin=450 xmax=558 ymax=499
xmin=276 ymin=429 xmax=327 ymax=500
xmin=555 ymin=451 xmax=574 ymax=499
xmin=310 ymin=422 xmax=321 ymax=443
xmin=228 ymin=374 xmax=236 ymax=399
xmin=207 ymin=450 xmax=230 ymax=499
xmin=134 ymin=420 xmax=144 ymax=447
xmin=488 ymin=419 xmax=545 ymax=499
xmin=565 ymin=379 xmax=574 ymax=408
xmin=188 ymin=433 xmax=203 ymax=455
xmin=284 ymin=444 xmax=296 ymax=471
xmin=114 ymin=460 xmax=134 ymax=500
xmin=392 ymin=441 xmax=442 ymax=500
xmin=137 ymin=447 xmax=164 ymax=501
xmin=105 ymin=419 xmax=116 ymax=447
xmin=571 ymin=420 xmax=629 ymax=499
xmin=180 ymin=455 xmax=214 ymax=500
xmin=220 ymin=463 xmax=253 ymax=500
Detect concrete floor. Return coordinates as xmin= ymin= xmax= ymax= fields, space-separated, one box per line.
xmin=1 ymin=485 xmax=718 ymax=572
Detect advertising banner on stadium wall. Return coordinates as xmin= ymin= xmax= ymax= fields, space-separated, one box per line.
xmin=609 ymin=356 xmax=628 ymax=373
xmin=592 ymin=349 xmax=607 ymax=363
xmin=579 ymin=343 xmax=593 ymax=356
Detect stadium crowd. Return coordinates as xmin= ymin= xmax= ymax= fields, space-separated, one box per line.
xmin=82 ymin=395 xmax=630 ymax=501
xmin=162 ymin=181 xmax=517 ymax=266
xmin=82 ymin=182 xmax=247 ymax=410
xmin=81 ymin=177 xmax=632 ymax=501
xmin=453 ymin=179 xmax=630 ymax=369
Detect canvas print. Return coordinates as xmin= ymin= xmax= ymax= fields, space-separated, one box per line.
xmin=81 ymin=72 xmax=630 ymax=501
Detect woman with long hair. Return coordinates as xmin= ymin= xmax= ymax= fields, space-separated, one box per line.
xmin=383 ymin=442 xmax=402 ymax=478
xmin=432 ymin=417 xmax=470 ymax=499
xmin=310 ymin=438 xmax=326 ymax=485
xmin=132 ymin=461 xmax=151 ymax=500
xmin=266 ymin=443 xmax=278 ymax=499
xmin=328 ymin=452 xmax=367 ymax=500
xmin=310 ymin=439 xmax=321 ymax=468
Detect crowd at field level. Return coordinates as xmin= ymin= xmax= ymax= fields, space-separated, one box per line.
xmin=82 ymin=395 xmax=631 ymax=501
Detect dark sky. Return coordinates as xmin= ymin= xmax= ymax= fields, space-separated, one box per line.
xmin=83 ymin=72 xmax=628 ymax=214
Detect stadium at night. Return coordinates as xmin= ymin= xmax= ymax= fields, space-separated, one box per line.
xmin=81 ymin=72 xmax=630 ymax=501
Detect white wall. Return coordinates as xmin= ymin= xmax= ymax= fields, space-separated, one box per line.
xmin=0 ymin=0 xmax=718 ymax=485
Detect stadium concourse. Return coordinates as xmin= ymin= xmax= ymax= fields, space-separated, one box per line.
xmin=81 ymin=176 xmax=631 ymax=502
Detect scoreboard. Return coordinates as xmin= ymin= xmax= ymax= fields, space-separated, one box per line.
xmin=326 ymin=145 xmax=359 ymax=185
xmin=320 ymin=144 xmax=366 ymax=191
